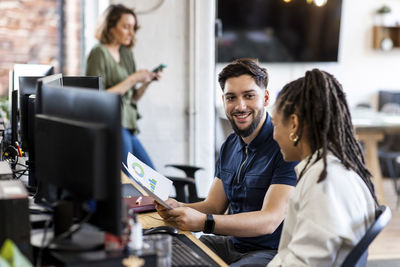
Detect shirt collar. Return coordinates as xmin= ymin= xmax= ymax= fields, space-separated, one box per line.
xmin=237 ymin=112 xmax=273 ymax=152
xmin=294 ymin=149 xmax=334 ymax=177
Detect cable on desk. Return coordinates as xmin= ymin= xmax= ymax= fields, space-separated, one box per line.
xmin=13 ymin=167 xmax=28 ymax=179
xmin=2 ymin=145 xmax=19 ymax=166
xmin=37 ymin=217 xmax=52 ymax=267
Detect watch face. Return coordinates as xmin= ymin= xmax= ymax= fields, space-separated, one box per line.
xmin=381 ymin=38 xmax=393 ymax=51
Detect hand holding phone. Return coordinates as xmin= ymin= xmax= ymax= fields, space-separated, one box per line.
xmin=152 ymin=63 xmax=167 ymax=73
xmin=152 ymin=63 xmax=166 ymax=81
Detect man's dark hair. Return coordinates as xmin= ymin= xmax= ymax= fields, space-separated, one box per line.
xmin=218 ymin=58 xmax=268 ymax=91
xmin=275 ymin=69 xmax=378 ymax=204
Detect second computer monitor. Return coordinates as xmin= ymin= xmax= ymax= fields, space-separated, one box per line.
xmin=63 ymin=76 xmax=102 ymax=90
xmin=35 ymin=85 xmax=122 ymax=236
xmin=19 ymin=74 xmax=63 ymax=151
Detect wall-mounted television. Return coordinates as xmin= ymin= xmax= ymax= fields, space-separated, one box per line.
xmin=216 ymin=0 xmax=343 ymax=63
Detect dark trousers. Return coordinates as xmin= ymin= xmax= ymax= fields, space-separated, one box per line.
xmin=199 ymin=235 xmax=277 ymax=266
xmin=122 ymin=127 xmax=155 ymax=170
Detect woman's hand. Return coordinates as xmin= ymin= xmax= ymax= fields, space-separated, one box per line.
xmin=130 ymin=69 xmax=156 ymax=84
xmin=153 ymin=69 xmax=163 ymax=81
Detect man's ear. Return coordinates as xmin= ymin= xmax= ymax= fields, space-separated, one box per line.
xmin=222 ymin=94 xmax=225 ymax=104
xmin=263 ymin=90 xmax=270 ymax=107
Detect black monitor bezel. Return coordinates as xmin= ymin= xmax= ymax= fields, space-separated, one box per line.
xmin=35 ymin=84 xmax=122 ymax=236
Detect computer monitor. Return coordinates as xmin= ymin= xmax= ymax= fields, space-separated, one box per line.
xmin=19 ymin=74 xmax=63 ymax=151
xmin=9 ymin=64 xmax=54 ymax=113
xmin=10 ymin=90 xmax=19 ymax=146
xmin=19 ymin=76 xmax=42 ymax=151
xmin=18 ymin=74 xmax=63 ymax=188
xmin=12 ymin=64 xmax=54 ymax=91
xmin=35 ymin=85 xmax=122 ymax=237
xmin=63 ymin=76 xmax=102 ymax=90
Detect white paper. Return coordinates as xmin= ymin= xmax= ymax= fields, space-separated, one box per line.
xmin=125 ymin=152 xmax=173 ymax=202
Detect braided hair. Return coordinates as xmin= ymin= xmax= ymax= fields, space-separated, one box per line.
xmin=275 ymin=69 xmax=378 ymax=204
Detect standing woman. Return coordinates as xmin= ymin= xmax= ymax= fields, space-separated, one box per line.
xmin=86 ymin=4 xmax=160 ymax=169
xmin=268 ymin=69 xmax=378 ymax=266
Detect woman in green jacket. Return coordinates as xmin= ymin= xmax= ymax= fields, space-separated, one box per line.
xmin=86 ymin=4 xmax=161 ymax=169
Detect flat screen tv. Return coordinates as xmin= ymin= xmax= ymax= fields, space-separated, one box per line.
xmin=217 ymin=0 xmax=343 ymax=63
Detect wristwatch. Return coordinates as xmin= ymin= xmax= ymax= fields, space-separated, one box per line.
xmin=203 ymin=214 xmax=215 ymax=233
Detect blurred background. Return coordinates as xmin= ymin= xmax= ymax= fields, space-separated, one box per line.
xmin=1 ymin=0 xmax=400 ymax=207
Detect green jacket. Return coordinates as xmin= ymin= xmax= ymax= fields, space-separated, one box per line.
xmin=86 ymin=43 xmax=141 ymax=133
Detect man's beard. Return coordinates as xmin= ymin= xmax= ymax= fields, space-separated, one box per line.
xmin=228 ymin=109 xmax=263 ymax=138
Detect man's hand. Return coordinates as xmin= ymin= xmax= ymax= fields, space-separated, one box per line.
xmin=155 ymin=198 xmax=180 ymax=220
xmin=166 ymin=207 xmax=207 ymax=232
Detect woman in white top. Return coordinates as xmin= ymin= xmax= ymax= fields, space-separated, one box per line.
xmin=268 ymin=69 xmax=378 ymax=267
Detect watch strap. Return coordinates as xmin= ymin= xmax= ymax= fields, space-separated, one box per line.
xmin=203 ymin=214 xmax=215 ymax=233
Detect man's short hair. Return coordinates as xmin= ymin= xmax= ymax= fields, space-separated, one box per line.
xmin=218 ymin=58 xmax=269 ymax=91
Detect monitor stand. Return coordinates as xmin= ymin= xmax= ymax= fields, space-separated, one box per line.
xmin=31 ymin=222 xmax=105 ymax=251
xmin=31 ymin=200 xmax=104 ymax=251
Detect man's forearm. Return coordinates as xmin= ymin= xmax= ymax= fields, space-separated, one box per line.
xmin=212 ymin=210 xmax=281 ymax=237
xmin=182 ymin=200 xmax=224 ymax=215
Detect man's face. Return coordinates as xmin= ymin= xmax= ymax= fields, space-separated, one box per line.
xmin=222 ymin=74 xmax=268 ymax=137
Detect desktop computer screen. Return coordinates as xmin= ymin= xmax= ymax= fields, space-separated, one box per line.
xmin=9 ymin=64 xmax=54 ymax=122
xmin=18 ymin=76 xmax=41 ymax=152
xmin=18 ymin=74 xmax=63 ymax=188
xmin=19 ymin=74 xmax=63 ymax=151
xmin=12 ymin=64 xmax=54 ymax=91
xmin=10 ymin=90 xmax=18 ymax=145
xmin=63 ymin=76 xmax=102 ymax=90
xmin=35 ymin=84 xmax=122 ymax=236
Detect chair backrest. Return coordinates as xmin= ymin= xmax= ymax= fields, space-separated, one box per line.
xmin=341 ymin=205 xmax=392 ymax=267
xmin=378 ymin=90 xmax=400 ymax=111
xmin=381 ymin=102 xmax=400 ymax=115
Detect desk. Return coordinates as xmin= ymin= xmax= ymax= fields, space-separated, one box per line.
xmin=122 ymin=173 xmax=228 ymax=267
xmin=352 ymin=109 xmax=400 ymax=204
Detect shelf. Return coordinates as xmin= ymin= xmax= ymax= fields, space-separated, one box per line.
xmin=373 ymin=26 xmax=400 ymax=50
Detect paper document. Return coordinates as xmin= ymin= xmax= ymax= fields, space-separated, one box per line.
xmin=123 ymin=153 xmax=173 ymax=209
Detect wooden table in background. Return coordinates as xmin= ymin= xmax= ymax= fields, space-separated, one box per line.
xmin=353 ymin=109 xmax=400 ymax=204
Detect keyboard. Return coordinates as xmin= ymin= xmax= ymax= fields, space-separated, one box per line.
xmin=172 ymin=234 xmax=219 ymax=267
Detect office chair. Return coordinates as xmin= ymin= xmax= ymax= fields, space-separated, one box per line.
xmin=377 ymin=93 xmax=400 ymax=207
xmin=341 ymin=205 xmax=392 ymax=267
xmin=165 ymin=164 xmax=204 ymax=203
xmin=240 ymin=206 xmax=391 ymax=267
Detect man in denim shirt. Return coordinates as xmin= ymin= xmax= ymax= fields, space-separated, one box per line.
xmin=156 ymin=58 xmax=297 ymax=266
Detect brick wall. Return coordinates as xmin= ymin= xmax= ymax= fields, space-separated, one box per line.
xmin=0 ymin=0 xmax=82 ymax=96
xmin=64 ymin=0 xmax=82 ymax=76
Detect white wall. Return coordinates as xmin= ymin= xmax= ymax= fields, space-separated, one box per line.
xmin=104 ymin=0 xmax=216 ymax=198
xmin=85 ymin=0 xmax=400 ymax=198
xmin=217 ymin=0 xmax=400 ymax=111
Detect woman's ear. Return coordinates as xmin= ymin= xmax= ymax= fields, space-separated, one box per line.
xmin=290 ymin=113 xmax=299 ymax=134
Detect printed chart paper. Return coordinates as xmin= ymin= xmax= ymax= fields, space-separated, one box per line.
xmin=124 ymin=152 xmax=173 ymax=204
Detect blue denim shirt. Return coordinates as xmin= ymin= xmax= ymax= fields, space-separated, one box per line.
xmin=215 ymin=112 xmax=297 ymax=250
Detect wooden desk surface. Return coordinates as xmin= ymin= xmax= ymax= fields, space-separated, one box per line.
xmin=122 ymin=172 xmax=228 ymax=267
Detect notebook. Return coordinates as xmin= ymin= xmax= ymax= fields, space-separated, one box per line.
xmin=123 ymin=195 xmax=156 ymax=213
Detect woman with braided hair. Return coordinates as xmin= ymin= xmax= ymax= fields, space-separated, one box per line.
xmin=268 ymin=69 xmax=377 ymax=267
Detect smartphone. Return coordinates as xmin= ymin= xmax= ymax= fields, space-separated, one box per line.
xmin=152 ymin=63 xmax=167 ymax=73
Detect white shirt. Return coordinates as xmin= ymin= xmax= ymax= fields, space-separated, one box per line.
xmin=268 ymin=151 xmax=376 ymax=267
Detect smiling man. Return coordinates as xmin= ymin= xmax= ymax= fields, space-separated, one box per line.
xmin=155 ymin=58 xmax=297 ymax=266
